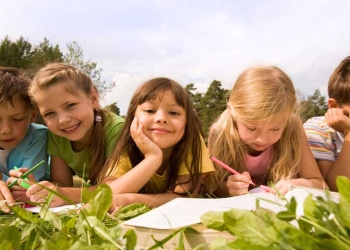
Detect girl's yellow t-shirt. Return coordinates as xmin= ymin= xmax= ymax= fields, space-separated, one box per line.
xmin=110 ymin=136 xmax=214 ymax=193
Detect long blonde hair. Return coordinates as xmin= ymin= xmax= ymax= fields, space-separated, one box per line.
xmin=206 ymin=66 xmax=304 ymax=194
xmin=29 ymin=63 xmax=110 ymax=184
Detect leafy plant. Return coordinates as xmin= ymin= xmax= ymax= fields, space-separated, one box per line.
xmin=201 ymin=176 xmax=350 ymax=250
xmin=0 ymin=184 xmax=138 ymax=249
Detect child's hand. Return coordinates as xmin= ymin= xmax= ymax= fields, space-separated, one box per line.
xmin=0 ymin=180 xmax=15 ymax=213
xmin=130 ymin=117 xmax=162 ymax=158
xmin=226 ymin=171 xmax=252 ymax=196
xmin=24 ymin=180 xmax=67 ymax=207
xmin=272 ymin=179 xmax=294 ymax=195
xmin=325 ymin=108 xmax=350 ymax=135
xmin=7 ymin=168 xmax=36 ymax=190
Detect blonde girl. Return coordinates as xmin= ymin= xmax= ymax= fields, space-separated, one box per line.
xmin=206 ymin=66 xmax=325 ymax=197
xmin=24 ymin=63 xmax=124 ymax=206
xmin=102 ymin=77 xmax=215 ymax=209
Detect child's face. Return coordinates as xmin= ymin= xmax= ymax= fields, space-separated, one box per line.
xmin=33 ymin=84 xmax=99 ymax=148
xmin=236 ymin=117 xmax=287 ymax=152
xmin=135 ymin=90 xmax=186 ymax=151
xmin=0 ymin=96 xmax=35 ymax=150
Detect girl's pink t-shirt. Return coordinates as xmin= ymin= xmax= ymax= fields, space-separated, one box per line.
xmin=245 ymin=146 xmax=274 ymax=178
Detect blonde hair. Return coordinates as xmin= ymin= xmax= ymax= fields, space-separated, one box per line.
xmin=29 ymin=63 xmax=109 ymax=184
xmin=206 ymin=66 xmax=304 ymax=194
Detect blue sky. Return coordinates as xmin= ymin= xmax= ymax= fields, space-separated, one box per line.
xmin=1 ymin=0 xmax=350 ymax=115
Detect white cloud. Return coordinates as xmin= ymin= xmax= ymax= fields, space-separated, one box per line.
xmin=1 ymin=0 xmax=350 ymax=115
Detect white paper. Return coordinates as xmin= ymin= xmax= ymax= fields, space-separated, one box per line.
xmin=25 ymin=203 xmax=84 ymax=213
xmin=122 ymin=188 xmax=339 ymax=230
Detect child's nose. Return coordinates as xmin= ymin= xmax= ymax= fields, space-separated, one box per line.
xmin=58 ymin=114 xmax=71 ymax=125
xmin=155 ymin=111 xmax=168 ymax=124
xmin=0 ymin=122 xmax=12 ymax=135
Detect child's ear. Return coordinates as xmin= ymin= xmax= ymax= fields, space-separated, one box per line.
xmin=30 ymin=109 xmax=38 ymax=123
xmin=91 ymin=89 xmax=100 ymax=109
xmin=328 ymin=98 xmax=339 ymax=109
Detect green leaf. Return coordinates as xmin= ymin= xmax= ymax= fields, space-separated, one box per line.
xmin=223 ymin=208 xmax=277 ymax=246
xmin=123 ymin=229 xmax=137 ymax=250
xmin=82 ymin=216 xmax=123 ymax=248
xmin=336 ymin=176 xmax=350 ymax=229
xmin=10 ymin=206 xmax=40 ymax=224
xmin=84 ymin=184 xmax=112 ymax=220
xmin=113 ymin=203 xmax=150 ymax=221
xmin=200 ymin=211 xmax=228 ymax=231
xmin=0 ymin=226 xmax=21 ymax=249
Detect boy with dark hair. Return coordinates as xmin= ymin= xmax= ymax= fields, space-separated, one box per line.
xmin=0 ymin=67 xmax=48 ymax=212
xmin=304 ymin=56 xmax=350 ymax=191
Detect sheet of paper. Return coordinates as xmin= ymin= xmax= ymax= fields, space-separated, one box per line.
xmin=25 ymin=203 xmax=84 ymax=213
xmin=123 ymin=193 xmax=282 ymax=229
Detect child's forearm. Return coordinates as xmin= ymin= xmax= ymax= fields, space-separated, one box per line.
xmin=293 ymin=177 xmax=326 ymax=190
xmin=112 ymin=192 xmax=185 ymax=210
xmin=326 ymin=133 xmax=350 ymax=191
xmin=107 ymin=155 xmax=162 ymax=194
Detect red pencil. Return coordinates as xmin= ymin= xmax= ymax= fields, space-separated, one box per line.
xmin=210 ymin=155 xmax=256 ymax=186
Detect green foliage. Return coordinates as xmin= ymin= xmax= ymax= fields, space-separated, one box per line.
xmin=64 ymin=41 xmax=115 ymax=98
xmin=185 ymin=81 xmax=229 ymax=138
xmin=297 ymin=89 xmax=328 ymax=122
xmin=0 ymin=36 xmax=64 ymax=77
xmin=0 ymin=184 xmax=130 ymax=249
xmin=104 ymin=102 xmax=120 ymax=115
xmin=201 ymin=176 xmax=350 ymax=250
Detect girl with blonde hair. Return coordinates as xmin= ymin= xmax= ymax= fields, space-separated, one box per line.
xmin=206 ymin=66 xmax=325 ymax=197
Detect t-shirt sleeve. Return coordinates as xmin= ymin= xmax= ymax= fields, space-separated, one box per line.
xmin=105 ymin=114 xmax=125 ymax=158
xmin=178 ymin=136 xmax=215 ymax=175
xmin=107 ymin=155 xmax=132 ymax=178
xmin=303 ymin=118 xmax=335 ymax=162
xmin=19 ymin=128 xmax=49 ymax=181
xmin=47 ymin=131 xmax=62 ymax=157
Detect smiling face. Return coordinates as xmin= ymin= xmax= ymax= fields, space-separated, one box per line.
xmin=135 ymin=90 xmax=187 ymax=151
xmin=33 ymin=83 xmax=99 ymax=148
xmin=236 ymin=117 xmax=287 ymax=153
xmin=0 ymin=95 xmax=36 ymax=150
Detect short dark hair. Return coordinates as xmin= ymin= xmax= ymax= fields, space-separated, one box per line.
xmin=0 ymin=67 xmax=33 ymax=108
xmin=328 ymin=56 xmax=350 ymax=104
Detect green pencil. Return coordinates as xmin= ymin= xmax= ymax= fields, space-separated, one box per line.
xmin=7 ymin=160 xmax=45 ymax=189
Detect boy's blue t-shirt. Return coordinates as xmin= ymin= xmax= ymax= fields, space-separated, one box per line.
xmin=2 ymin=123 xmax=49 ymax=182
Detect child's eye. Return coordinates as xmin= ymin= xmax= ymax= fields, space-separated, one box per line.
xmin=44 ymin=112 xmax=54 ymax=117
xmin=272 ymin=128 xmax=281 ymax=131
xmin=169 ymin=111 xmax=180 ymax=116
xmin=13 ymin=118 xmax=24 ymax=122
xmin=66 ymin=103 xmax=76 ymax=109
xmin=247 ymin=127 xmax=256 ymax=131
xmin=144 ymin=109 xmax=156 ymax=114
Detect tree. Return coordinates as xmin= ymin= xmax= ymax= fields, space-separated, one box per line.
xmin=64 ymin=41 xmax=114 ymax=98
xmin=185 ymin=83 xmax=203 ymax=113
xmin=199 ymin=80 xmax=229 ymax=137
xmin=0 ymin=36 xmax=64 ymax=77
xmin=30 ymin=38 xmax=63 ymax=74
xmin=297 ymin=89 xmax=328 ymax=122
xmin=0 ymin=36 xmax=33 ymax=69
xmin=104 ymin=102 xmax=120 ymax=116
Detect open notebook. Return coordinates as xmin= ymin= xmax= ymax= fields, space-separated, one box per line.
xmin=120 ymin=187 xmax=339 ymax=249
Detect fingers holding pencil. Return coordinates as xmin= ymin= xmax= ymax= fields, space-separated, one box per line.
xmin=210 ymin=156 xmax=256 ymax=186
xmin=226 ymin=171 xmax=252 ymax=196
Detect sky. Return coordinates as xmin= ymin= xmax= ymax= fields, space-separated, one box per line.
xmin=1 ymin=0 xmax=350 ymax=115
